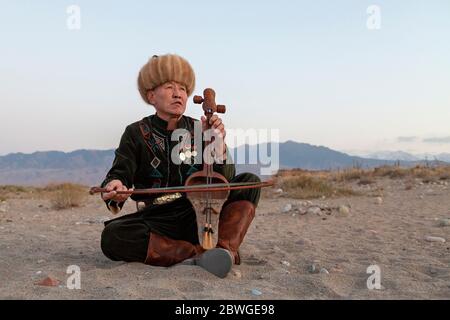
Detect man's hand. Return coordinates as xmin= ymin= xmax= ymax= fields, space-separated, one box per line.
xmin=201 ymin=114 xmax=226 ymax=138
xmin=201 ymin=115 xmax=227 ymax=161
xmin=101 ymin=180 xmax=132 ymax=203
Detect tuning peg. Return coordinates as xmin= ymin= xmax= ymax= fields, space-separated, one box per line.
xmin=216 ymin=105 xmax=226 ymax=113
xmin=193 ymin=96 xmax=204 ymax=104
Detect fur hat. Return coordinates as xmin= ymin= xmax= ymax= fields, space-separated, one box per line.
xmin=137 ymin=54 xmax=196 ymax=104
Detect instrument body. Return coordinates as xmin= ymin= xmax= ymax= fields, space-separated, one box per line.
xmin=186 ymin=88 xmax=228 ymax=249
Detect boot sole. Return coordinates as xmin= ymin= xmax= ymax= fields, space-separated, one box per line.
xmin=196 ymin=248 xmax=233 ymax=278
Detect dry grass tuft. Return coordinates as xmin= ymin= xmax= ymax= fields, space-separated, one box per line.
xmin=266 ymin=164 xmax=450 ymax=199
xmin=276 ymin=172 xmax=358 ymax=199
xmin=332 ymin=168 xmax=365 ymax=182
xmin=45 ymin=183 xmax=87 ymax=210
xmin=0 ymin=185 xmax=28 ymax=193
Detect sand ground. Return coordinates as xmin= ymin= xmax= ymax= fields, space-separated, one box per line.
xmin=0 ymin=177 xmax=449 ymax=299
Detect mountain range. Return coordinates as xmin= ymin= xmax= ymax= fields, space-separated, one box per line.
xmin=0 ymin=141 xmax=447 ymax=186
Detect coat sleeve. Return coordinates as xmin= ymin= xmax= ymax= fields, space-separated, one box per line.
xmin=100 ymin=125 xmax=139 ymax=212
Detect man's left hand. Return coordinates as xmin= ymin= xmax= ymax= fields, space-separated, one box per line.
xmin=201 ymin=114 xmax=226 ymax=138
xmin=201 ymin=115 xmax=227 ymax=160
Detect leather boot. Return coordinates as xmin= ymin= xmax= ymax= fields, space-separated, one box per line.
xmin=144 ymin=232 xmax=204 ymax=267
xmin=145 ymin=232 xmax=233 ymax=278
xmin=216 ymin=200 xmax=256 ymax=265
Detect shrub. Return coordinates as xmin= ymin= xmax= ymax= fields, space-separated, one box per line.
xmin=48 ymin=183 xmax=87 ymax=210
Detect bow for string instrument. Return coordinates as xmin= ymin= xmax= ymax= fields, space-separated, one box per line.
xmin=89 ymin=88 xmax=275 ymax=250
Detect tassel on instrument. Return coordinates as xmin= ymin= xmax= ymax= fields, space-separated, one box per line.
xmin=202 ymin=223 xmax=215 ymax=250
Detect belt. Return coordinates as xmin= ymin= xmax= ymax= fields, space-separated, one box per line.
xmin=136 ymin=192 xmax=183 ymax=211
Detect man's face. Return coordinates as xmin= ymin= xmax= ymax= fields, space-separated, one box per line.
xmin=147 ymin=81 xmax=188 ymax=120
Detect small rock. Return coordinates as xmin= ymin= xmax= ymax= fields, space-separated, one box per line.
xmin=375 ymin=197 xmax=383 ymax=205
xmin=425 ymin=236 xmax=446 ymax=243
xmin=6 ymin=219 xmax=13 ymax=222
xmin=307 ymin=206 xmax=322 ymax=216
xmin=438 ymin=219 xmax=450 ymax=227
xmin=37 ymin=259 xmax=45 ymax=264
xmin=274 ymin=188 xmax=283 ymax=194
xmin=35 ymin=276 xmax=59 ymax=287
xmin=291 ymin=213 xmax=296 ymax=217
xmin=36 ymin=271 xmax=42 ymax=275
xmin=257 ymin=274 xmax=265 ymax=280
xmin=295 ymin=238 xmax=312 ymax=246
xmin=282 ymin=204 xmax=292 ymax=213
xmin=368 ymin=229 xmax=378 ymax=234
xmin=330 ymin=267 xmax=343 ymax=273
xmin=320 ymin=268 xmax=329 ymax=274
xmin=338 ymin=205 xmax=350 ymax=216
xmin=309 ymin=264 xmax=317 ymax=273
xmin=251 ymin=289 xmax=262 ymax=296
xmin=281 ymin=260 xmax=290 ymax=267
xmin=232 ymin=270 xmax=242 ymax=279
xmin=0 ymin=208 xmax=7 ymax=213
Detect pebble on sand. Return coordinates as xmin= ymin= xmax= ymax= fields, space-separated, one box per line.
xmin=282 ymin=204 xmax=292 ymax=213
xmin=251 ymin=289 xmax=262 ymax=296
xmin=281 ymin=260 xmax=290 ymax=267
xmin=35 ymin=276 xmax=59 ymax=287
xmin=232 ymin=270 xmax=242 ymax=279
xmin=320 ymin=268 xmax=330 ymax=274
xmin=338 ymin=205 xmax=350 ymax=216
xmin=438 ymin=219 xmax=450 ymax=227
xmin=307 ymin=206 xmax=322 ymax=216
xmin=274 ymin=188 xmax=283 ymax=194
xmin=425 ymin=236 xmax=446 ymax=243
xmin=375 ymin=197 xmax=383 ymax=205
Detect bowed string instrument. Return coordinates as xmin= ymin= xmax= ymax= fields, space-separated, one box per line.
xmin=90 ymin=88 xmax=274 ymax=249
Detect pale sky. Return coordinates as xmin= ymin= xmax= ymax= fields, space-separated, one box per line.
xmin=1 ymin=0 xmax=449 ymax=156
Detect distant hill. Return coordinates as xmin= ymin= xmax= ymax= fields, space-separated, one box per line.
xmin=0 ymin=141 xmax=447 ymax=186
xmin=364 ymin=151 xmax=450 ymax=163
xmin=0 ymin=150 xmax=114 ymax=186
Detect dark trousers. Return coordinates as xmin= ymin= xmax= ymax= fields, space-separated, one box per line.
xmin=100 ymin=173 xmax=261 ymax=262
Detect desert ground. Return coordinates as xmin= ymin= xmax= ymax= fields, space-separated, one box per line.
xmin=0 ymin=166 xmax=449 ymax=299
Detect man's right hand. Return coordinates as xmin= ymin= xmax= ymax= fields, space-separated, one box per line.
xmin=101 ymin=180 xmax=132 ymax=203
